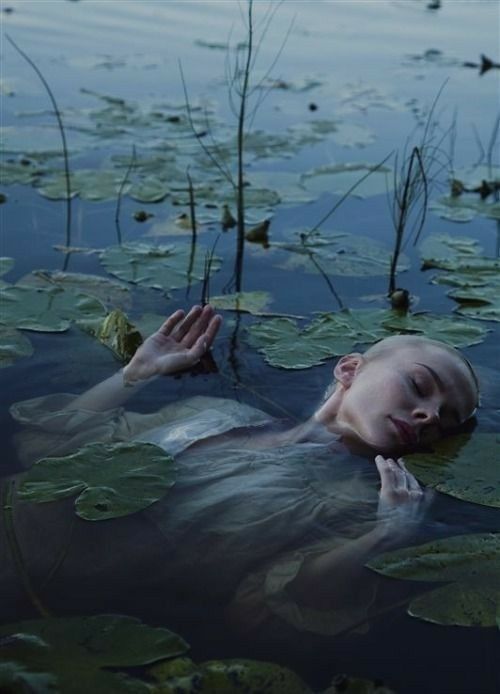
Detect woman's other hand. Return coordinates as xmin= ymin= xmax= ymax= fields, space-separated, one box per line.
xmin=122 ymin=305 xmax=222 ymax=384
xmin=374 ymin=455 xmax=433 ymax=543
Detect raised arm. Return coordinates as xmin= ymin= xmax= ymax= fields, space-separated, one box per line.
xmin=68 ymin=305 xmax=222 ymax=412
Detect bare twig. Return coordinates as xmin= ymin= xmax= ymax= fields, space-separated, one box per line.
xmin=115 ymin=144 xmax=136 ymax=245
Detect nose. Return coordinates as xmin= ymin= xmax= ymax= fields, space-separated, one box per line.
xmin=413 ymin=405 xmax=440 ymax=424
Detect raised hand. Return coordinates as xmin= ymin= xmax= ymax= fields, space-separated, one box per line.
xmin=374 ymin=455 xmax=433 ymax=543
xmin=122 ymin=305 xmax=222 ymax=384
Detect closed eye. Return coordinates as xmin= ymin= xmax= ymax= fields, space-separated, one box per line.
xmin=411 ymin=377 xmax=424 ymax=396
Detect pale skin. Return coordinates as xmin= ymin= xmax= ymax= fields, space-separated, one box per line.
xmin=63 ymin=305 xmax=479 ymax=623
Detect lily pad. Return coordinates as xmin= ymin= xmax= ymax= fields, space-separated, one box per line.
xmin=368 ymin=533 xmax=500 ymax=627
xmin=0 ymin=661 xmax=58 ymax=692
xmin=77 ymin=309 xmax=143 ymax=362
xmin=447 ymin=284 xmax=500 ymax=323
xmin=0 ymin=615 xmax=188 ymax=694
xmin=100 ymin=242 xmax=221 ymax=295
xmin=0 ymin=285 xmax=107 ymax=332
xmin=420 ymin=234 xmax=500 ymax=274
xmin=278 ymin=232 xmax=410 ymax=277
xmin=247 ymin=310 xmax=393 ymax=370
xmin=381 ymin=312 xmax=489 ymax=348
xmin=0 ymin=326 xmax=34 ymax=368
xmin=0 ymin=157 xmax=46 ymax=185
xmin=19 ymin=270 xmax=131 ymax=309
xmin=405 ymin=433 xmax=500 ymax=508
xmin=150 ymin=657 xmax=311 ymax=693
xmin=36 ymin=169 xmax=126 ymax=201
xmin=19 ymin=441 xmax=176 ymax=520
xmin=210 ymin=291 xmax=272 ymax=314
xmin=301 ymin=162 xmax=393 ymax=198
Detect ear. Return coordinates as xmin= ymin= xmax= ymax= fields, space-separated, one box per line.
xmin=334 ymin=353 xmax=365 ymax=388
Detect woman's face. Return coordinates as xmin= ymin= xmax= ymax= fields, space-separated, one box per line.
xmin=315 ymin=343 xmax=478 ymax=453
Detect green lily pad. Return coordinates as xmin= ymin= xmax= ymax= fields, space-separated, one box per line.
xmin=150 ymin=657 xmax=311 ymax=693
xmin=405 ymin=433 xmax=500 ymax=508
xmin=247 ymin=310 xmax=393 ymax=370
xmin=447 ymin=284 xmax=500 ymax=323
xmin=0 ymin=285 xmax=107 ymax=332
xmin=128 ymin=176 xmax=170 ymax=203
xmin=0 ymin=615 xmax=188 ymax=694
xmin=100 ymin=242 xmax=221 ymax=295
xmin=0 ymin=256 xmax=14 ymax=278
xmin=77 ymin=309 xmax=143 ymax=362
xmin=19 ymin=441 xmax=175 ymax=520
xmin=368 ymin=533 xmax=500 ymax=628
xmin=381 ymin=312 xmax=489 ymax=347
xmin=0 ymin=158 xmax=46 ymax=185
xmin=210 ymin=291 xmax=272 ymax=314
xmin=0 ymin=326 xmax=34 ymax=368
xmin=245 ymin=171 xmax=314 ymax=205
xmin=36 ymin=169 xmax=126 ymax=201
xmin=278 ymin=232 xmax=410 ymax=277
xmin=0 ymin=661 xmax=58 ymax=692
xmin=301 ymin=162 xmax=392 ymax=198
xmin=420 ymin=234 xmax=500 ymax=274
xmin=19 ymin=270 xmax=131 ymax=309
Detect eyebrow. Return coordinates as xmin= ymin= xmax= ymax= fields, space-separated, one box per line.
xmin=414 ymin=362 xmax=462 ymax=425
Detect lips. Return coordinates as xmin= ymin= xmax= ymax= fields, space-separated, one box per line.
xmin=389 ymin=416 xmax=418 ymax=447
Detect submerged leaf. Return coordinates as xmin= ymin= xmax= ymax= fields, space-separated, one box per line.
xmin=0 ymin=326 xmax=34 ymax=368
xmin=100 ymin=242 xmax=221 ymax=295
xmin=0 ymin=615 xmax=188 ymax=694
xmin=19 ymin=441 xmax=176 ymax=520
xmin=210 ymin=292 xmax=272 ymax=314
xmin=405 ymin=433 xmax=500 ymax=508
xmin=0 ymin=285 xmax=107 ymax=332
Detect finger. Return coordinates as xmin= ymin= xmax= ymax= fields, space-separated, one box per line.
xmin=188 ymin=314 xmax=222 ymax=358
xmin=158 ymin=309 xmax=185 ymax=336
xmin=181 ymin=305 xmax=214 ymax=346
xmin=397 ymin=458 xmax=422 ymax=493
xmin=203 ymin=314 xmax=223 ymax=348
xmin=375 ymin=456 xmax=398 ymax=489
xmin=172 ymin=305 xmax=203 ymax=340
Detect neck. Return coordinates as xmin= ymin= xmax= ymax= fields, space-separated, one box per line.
xmin=280 ymin=416 xmax=340 ymax=446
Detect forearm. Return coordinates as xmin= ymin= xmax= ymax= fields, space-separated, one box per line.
xmin=66 ymin=369 xmax=154 ymax=412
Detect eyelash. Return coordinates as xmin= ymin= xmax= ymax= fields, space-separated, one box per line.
xmin=411 ymin=378 xmax=423 ymax=396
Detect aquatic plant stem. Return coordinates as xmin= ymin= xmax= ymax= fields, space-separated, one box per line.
xmin=115 ymin=145 xmax=136 ymax=245
xmin=2 ymin=480 xmax=52 ymax=618
xmin=6 ymin=34 xmax=72 ymax=251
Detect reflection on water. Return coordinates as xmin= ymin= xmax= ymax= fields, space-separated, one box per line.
xmin=1 ymin=1 xmax=499 ymax=693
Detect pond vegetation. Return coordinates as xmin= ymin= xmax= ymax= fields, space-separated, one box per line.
xmin=0 ymin=1 xmax=499 ymax=692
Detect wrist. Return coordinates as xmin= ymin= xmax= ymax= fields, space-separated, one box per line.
xmin=121 ymin=366 xmax=155 ymax=388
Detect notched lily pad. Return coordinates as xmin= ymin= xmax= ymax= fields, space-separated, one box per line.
xmin=100 ymin=242 xmax=221 ymax=295
xmin=0 ymin=284 xmax=107 ymax=332
xmin=0 ymin=615 xmax=188 ymax=694
xmin=0 ymin=326 xmax=34 ymax=368
xmin=19 ymin=441 xmax=176 ymax=520
xmin=77 ymin=309 xmax=143 ymax=362
xmin=405 ymin=433 xmax=500 ymax=508
xmin=368 ymin=533 xmax=500 ymax=628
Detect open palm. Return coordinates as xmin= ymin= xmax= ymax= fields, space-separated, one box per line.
xmin=123 ymin=305 xmax=222 ymax=384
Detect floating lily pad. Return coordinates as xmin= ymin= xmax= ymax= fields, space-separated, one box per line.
xmin=19 ymin=270 xmax=131 ymax=309
xmin=448 ymin=284 xmax=500 ymax=323
xmin=247 ymin=310 xmax=393 ymax=369
xmin=77 ymin=309 xmax=143 ymax=361
xmin=100 ymin=242 xmax=221 ymax=295
xmin=210 ymin=291 xmax=272 ymax=314
xmin=405 ymin=433 xmax=500 ymax=508
xmin=0 ymin=661 xmax=58 ymax=692
xmin=0 ymin=326 xmax=34 ymax=368
xmin=301 ymin=162 xmax=393 ymax=198
xmin=150 ymin=657 xmax=311 ymax=693
xmin=381 ymin=312 xmax=489 ymax=347
xmin=420 ymin=233 xmax=483 ymax=268
xmin=245 ymin=171 xmax=313 ymax=204
xmin=0 ymin=285 xmax=107 ymax=332
xmin=128 ymin=176 xmax=170 ymax=203
xmin=368 ymin=533 xmax=500 ymax=628
xmin=36 ymin=169 xmax=126 ymax=201
xmin=0 ymin=615 xmax=188 ymax=694
xmin=19 ymin=441 xmax=175 ymax=520
xmin=278 ymin=232 xmax=409 ymax=277
xmin=0 ymin=157 xmax=46 ymax=185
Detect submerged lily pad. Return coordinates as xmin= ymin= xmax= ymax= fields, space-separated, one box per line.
xmin=381 ymin=312 xmax=489 ymax=347
xmin=405 ymin=433 xmax=500 ymax=508
xmin=368 ymin=533 xmax=500 ymax=628
xmin=100 ymin=242 xmax=221 ymax=295
xmin=0 ymin=326 xmax=34 ymax=368
xmin=19 ymin=441 xmax=175 ymax=520
xmin=0 ymin=615 xmax=188 ymax=694
xmin=301 ymin=162 xmax=392 ymax=198
xmin=210 ymin=291 xmax=272 ymax=315
xmin=77 ymin=309 xmax=143 ymax=362
xmin=150 ymin=657 xmax=310 ymax=693
xmin=0 ymin=285 xmax=107 ymax=332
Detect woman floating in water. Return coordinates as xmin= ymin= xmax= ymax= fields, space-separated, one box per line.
xmin=2 ymin=305 xmax=479 ymax=637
